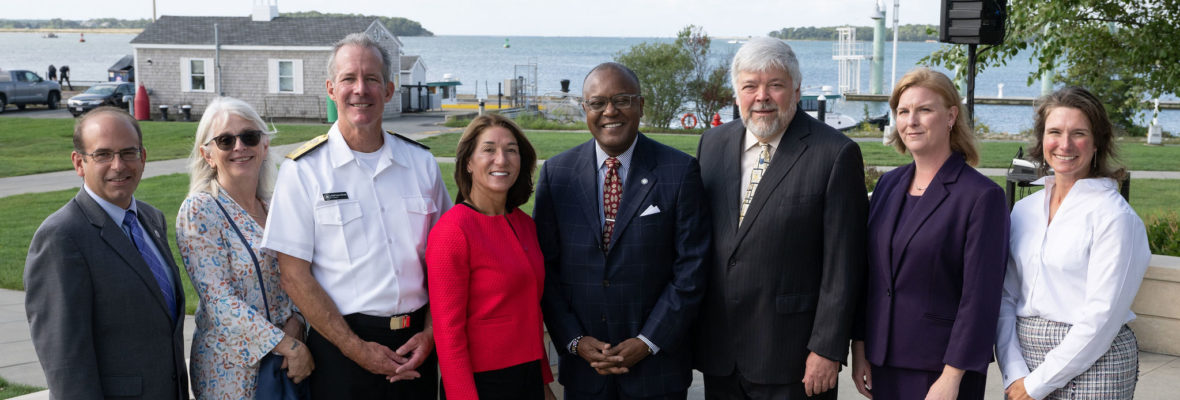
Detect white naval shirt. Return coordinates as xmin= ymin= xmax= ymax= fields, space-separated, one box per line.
xmin=261 ymin=123 xmax=452 ymax=316
xmin=996 ymin=176 xmax=1150 ymax=398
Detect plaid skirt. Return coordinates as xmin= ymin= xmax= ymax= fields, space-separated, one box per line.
xmin=1017 ymin=316 xmax=1138 ymax=399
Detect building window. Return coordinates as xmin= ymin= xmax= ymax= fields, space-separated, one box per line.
xmin=181 ymin=58 xmax=214 ymax=92
xmin=190 ymin=60 xmax=206 ymax=90
xmin=278 ymin=61 xmax=294 ymax=92
xmin=268 ymin=59 xmax=303 ymax=94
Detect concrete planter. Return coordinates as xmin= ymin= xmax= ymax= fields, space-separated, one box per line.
xmin=1130 ymin=255 xmax=1180 ymax=356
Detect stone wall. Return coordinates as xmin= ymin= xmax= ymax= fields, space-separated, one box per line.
xmin=1130 ymin=255 xmax=1180 ymax=356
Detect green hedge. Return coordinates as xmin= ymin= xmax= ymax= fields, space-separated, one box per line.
xmin=1147 ymin=213 xmax=1180 ymax=257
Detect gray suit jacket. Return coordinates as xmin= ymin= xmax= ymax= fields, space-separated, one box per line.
xmin=693 ymin=113 xmax=868 ymax=389
xmin=25 ymin=190 xmax=188 ymax=400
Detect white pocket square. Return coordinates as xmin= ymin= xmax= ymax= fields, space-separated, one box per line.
xmin=640 ymin=205 xmax=661 ymax=217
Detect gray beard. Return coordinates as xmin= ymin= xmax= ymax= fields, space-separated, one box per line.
xmin=745 ymin=106 xmax=795 ymax=140
xmin=748 ymin=117 xmax=784 ymax=140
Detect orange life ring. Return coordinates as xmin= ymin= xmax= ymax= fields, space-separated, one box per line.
xmin=681 ymin=113 xmax=698 ymax=129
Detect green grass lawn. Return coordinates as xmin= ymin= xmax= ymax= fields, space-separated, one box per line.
xmin=420 ymin=130 xmax=702 ymax=160
xmin=987 ymin=177 xmax=1179 ymax=224
xmin=0 ymin=166 xmax=462 ymax=314
xmin=4 ymin=116 xmax=1178 ymax=176
xmin=0 ymin=374 xmax=43 ymax=398
xmin=0 ymin=118 xmax=330 ymax=178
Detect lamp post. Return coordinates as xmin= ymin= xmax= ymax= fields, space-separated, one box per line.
xmin=884 ymin=0 xmax=900 ymax=145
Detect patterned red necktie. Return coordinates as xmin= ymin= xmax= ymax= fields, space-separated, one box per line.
xmin=602 ymin=157 xmax=621 ymax=251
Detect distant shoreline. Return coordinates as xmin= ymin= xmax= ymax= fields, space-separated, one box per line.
xmin=0 ymin=28 xmax=142 ymax=34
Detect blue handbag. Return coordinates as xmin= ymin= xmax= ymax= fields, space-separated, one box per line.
xmin=214 ymin=199 xmax=309 ymax=400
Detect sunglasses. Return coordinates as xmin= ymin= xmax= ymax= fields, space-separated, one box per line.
xmin=208 ymin=130 xmax=263 ymax=151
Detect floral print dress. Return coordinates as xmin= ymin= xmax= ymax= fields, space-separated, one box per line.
xmin=177 ymin=188 xmax=295 ymax=399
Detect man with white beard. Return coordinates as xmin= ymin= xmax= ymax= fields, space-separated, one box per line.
xmin=692 ymin=37 xmax=869 ymax=400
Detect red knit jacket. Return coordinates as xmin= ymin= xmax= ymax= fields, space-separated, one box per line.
xmin=426 ymin=205 xmax=553 ymax=399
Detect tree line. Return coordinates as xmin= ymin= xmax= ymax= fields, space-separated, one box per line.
xmin=0 ymin=18 xmax=152 ymax=29
xmin=279 ymin=11 xmax=433 ymax=36
xmin=616 ymin=25 xmax=733 ymax=130
xmin=0 ymin=13 xmax=433 ymax=37
xmin=769 ymin=24 xmax=937 ymax=41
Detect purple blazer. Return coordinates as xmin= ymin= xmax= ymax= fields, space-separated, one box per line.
xmin=859 ymin=152 xmax=1009 ymax=374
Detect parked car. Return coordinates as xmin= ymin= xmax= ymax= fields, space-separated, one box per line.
xmin=0 ymin=69 xmax=63 ymax=113
xmin=68 ymin=82 xmax=135 ymax=117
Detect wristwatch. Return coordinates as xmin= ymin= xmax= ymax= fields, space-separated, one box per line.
xmin=569 ymin=335 xmax=584 ymax=354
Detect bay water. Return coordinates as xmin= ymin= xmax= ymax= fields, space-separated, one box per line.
xmin=2 ymin=32 xmax=1175 ymax=134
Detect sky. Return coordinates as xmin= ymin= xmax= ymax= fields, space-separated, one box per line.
xmin=12 ymin=0 xmax=947 ymax=37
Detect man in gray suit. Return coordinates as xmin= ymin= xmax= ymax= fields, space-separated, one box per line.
xmin=693 ymin=37 xmax=868 ymax=399
xmin=25 ymin=106 xmax=188 ymax=399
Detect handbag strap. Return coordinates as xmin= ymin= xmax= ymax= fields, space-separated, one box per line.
xmin=212 ymin=197 xmax=273 ymax=322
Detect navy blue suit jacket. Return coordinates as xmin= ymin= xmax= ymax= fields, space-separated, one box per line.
xmin=536 ymin=134 xmax=710 ymax=397
xmin=858 ymin=152 xmax=1009 ymax=374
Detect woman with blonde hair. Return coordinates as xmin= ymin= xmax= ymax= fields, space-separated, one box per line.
xmin=851 ymin=68 xmax=1009 ymax=399
xmin=177 ymin=96 xmax=313 ymax=398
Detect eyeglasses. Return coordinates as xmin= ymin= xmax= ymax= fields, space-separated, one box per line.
xmin=207 ymin=130 xmax=263 ymax=151
xmin=80 ymin=148 xmax=142 ymax=164
xmin=582 ymin=94 xmax=642 ymax=112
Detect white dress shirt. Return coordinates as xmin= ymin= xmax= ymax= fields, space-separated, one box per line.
xmin=594 ymin=136 xmax=637 ymax=229
xmin=996 ymin=176 xmax=1150 ymax=399
xmin=262 ymin=123 xmax=452 ymax=316
xmin=83 ymin=184 xmax=173 ymax=284
xmin=739 ymin=128 xmax=785 ymax=205
xmin=587 ymin=135 xmax=659 ymax=354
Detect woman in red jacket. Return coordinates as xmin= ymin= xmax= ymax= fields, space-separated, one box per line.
xmin=426 ymin=114 xmax=555 ymax=400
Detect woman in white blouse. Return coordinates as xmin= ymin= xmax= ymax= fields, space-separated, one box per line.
xmin=997 ymin=87 xmax=1151 ymax=399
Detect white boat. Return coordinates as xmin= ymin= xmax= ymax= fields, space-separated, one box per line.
xmin=799 ymin=88 xmax=860 ymax=132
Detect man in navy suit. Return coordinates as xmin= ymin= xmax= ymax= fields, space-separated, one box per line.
xmin=536 ymin=62 xmax=710 ymax=400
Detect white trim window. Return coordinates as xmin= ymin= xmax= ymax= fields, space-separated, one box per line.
xmin=268 ymin=59 xmax=304 ymax=94
xmin=180 ymin=58 xmax=214 ymax=92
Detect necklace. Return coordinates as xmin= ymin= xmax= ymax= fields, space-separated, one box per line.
xmin=245 ymin=199 xmax=268 ymax=222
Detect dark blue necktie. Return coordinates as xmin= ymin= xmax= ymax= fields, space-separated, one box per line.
xmin=122 ymin=210 xmax=177 ymax=321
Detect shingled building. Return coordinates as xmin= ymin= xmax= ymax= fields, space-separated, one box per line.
xmin=130 ymin=3 xmax=404 ymax=120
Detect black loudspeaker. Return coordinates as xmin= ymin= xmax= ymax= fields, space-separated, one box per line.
xmin=940 ymin=0 xmax=1007 ymax=45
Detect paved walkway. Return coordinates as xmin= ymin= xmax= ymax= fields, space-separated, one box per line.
xmin=5 ymin=287 xmax=1179 ymax=399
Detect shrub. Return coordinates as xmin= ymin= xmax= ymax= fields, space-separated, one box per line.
xmin=1146 ymin=213 xmax=1180 ymax=257
xmin=865 ymin=166 xmax=885 ymax=193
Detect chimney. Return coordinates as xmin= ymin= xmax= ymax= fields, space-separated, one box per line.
xmin=252 ymin=0 xmax=278 ymax=22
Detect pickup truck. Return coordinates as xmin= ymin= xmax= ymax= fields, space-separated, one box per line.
xmin=0 ymin=69 xmax=63 ymax=113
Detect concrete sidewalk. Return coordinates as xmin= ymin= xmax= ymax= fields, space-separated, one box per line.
xmin=5 ymin=288 xmax=1180 ymax=399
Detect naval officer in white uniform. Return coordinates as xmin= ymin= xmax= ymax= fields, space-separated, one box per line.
xmin=262 ymin=32 xmax=451 ymax=400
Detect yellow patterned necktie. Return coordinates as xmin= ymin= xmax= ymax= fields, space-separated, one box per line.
xmin=740 ymin=143 xmax=771 ymax=225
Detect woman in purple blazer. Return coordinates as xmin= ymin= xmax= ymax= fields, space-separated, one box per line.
xmin=850 ymin=68 xmax=1009 ymax=400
